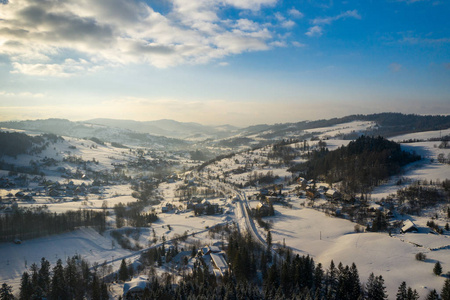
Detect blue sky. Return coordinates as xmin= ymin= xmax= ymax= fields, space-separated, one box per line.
xmin=0 ymin=0 xmax=449 ymax=126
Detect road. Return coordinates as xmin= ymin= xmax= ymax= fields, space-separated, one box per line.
xmin=90 ymin=222 xmax=228 ymax=270
xmin=200 ymin=178 xmax=281 ymax=261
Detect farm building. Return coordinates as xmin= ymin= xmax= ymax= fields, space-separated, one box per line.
xmin=401 ymin=220 xmax=418 ymax=233
xmin=123 ymin=276 xmax=149 ymax=298
xmin=210 ymin=252 xmax=229 ymax=277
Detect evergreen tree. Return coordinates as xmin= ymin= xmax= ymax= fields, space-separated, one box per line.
xmin=267 ymin=230 xmax=272 ymax=247
xmin=64 ymin=256 xmax=82 ymax=299
xmin=0 ymin=283 xmax=14 ymax=300
xmin=38 ymin=257 xmax=51 ymax=296
xmin=19 ymin=272 xmax=33 ymax=300
xmin=442 ymin=278 xmax=450 ymax=300
xmin=406 ymin=287 xmax=419 ymax=300
xmin=100 ymin=282 xmax=109 ymax=300
xmin=119 ymin=259 xmax=129 ymax=282
xmin=396 ymin=281 xmax=407 ymax=300
xmin=433 ymin=261 xmax=442 ymax=276
xmin=426 ymin=289 xmax=439 ymax=300
xmin=349 ymin=262 xmax=362 ymax=299
xmin=91 ymin=274 xmax=101 ymax=300
xmin=366 ymin=273 xmax=388 ymax=300
xmin=313 ymin=263 xmax=324 ymax=296
xmin=50 ymin=259 xmax=66 ymax=300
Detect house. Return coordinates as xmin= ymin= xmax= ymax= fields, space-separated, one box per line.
xmin=401 ymin=220 xmax=418 ymax=233
xmin=123 ymin=276 xmax=149 ymax=298
xmin=325 ymin=189 xmax=340 ymax=200
xmin=210 ymin=252 xmax=229 ymax=277
xmin=161 ymin=203 xmax=173 ymax=213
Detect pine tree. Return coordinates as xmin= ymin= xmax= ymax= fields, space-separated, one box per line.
xmin=406 ymin=287 xmax=419 ymax=300
xmin=119 ymin=259 xmax=129 ymax=282
xmin=366 ymin=273 xmax=388 ymax=300
xmin=433 ymin=261 xmax=442 ymax=276
xmin=91 ymin=274 xmax=101 ymax=300
xmin=442 ymin=278 xmax=450 ymax=300
xmin=50 ymin=259 xmax=66 ymax=300
xmin=349 ymin=262 xmax=362 ymax=299
xmin=100 ymin=282 xmax=109 ymax=300
xmin=19 ymin=272 xmax=33 ymax=300
xmin=38 ymin=257 xmax=51 ymax=296
xmin=0 ymin=283 xmax=14 ymax=300
xmin=313 ymin=263 xmax=324 ymax=296
xmin=426 ymin=289 xmax=439 ymax=300
xmin=396 ymin=281 xmax=407 ymax=300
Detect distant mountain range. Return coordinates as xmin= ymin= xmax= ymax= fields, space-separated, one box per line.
xmin=0 ymin=118 xmax=188 ymax=150
xmin=1 ymin=113 xmax=449 ymax=151
xmin=85 ymin=118 xmax=239 ymax=140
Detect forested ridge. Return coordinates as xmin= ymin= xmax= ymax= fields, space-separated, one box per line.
xmin=0 ymin=132 xmax=62 ymax=158
xmin=289 ymin=135 xmax=421 ymax=196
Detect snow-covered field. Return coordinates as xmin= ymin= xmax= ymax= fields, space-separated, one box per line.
xmin=0 ymin=227 xmax=132 ymax=292
xmin=265 ymin=204 xmax=449 ymax=299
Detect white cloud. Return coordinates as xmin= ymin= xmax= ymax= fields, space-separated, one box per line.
xmin=306 ymin=9 xmax=360 ymax=38
xmin=222 ymin=0 xmax=278 ymax=10
xmin=288 ymin=8 xmax=304 ymax=18
xmin=292 ymin=41 xmax=306 ymax=47
xmin=281 ymin=20 xmax=295 ymax=28
xmin=0 ymin=0 xmax=279 ymax=76
xmin=312 ymin=10 xmax=361 ymax=25
xmin=11 ymin=59 xmax=99 ymax=77
xmin=306 ymin=26 xmax=323 ymax=37
xmin=0 ymin=91 xmax=44 ymax=97
xmin=270 ymin=40 xmax=287 ymax=47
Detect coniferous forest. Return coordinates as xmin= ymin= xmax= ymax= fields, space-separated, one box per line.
xmin=289 ymin=135 xmax=421 ymax=197
xmin=0 ymin=208 xmax=106 ymax=242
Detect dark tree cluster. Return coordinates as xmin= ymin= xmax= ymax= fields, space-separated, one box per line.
xmin=0 ymin=207 xmax=106 ymax=242
xmin=10 ymin=256 xmax=108 ymax=300
xmin=0 ymin=131 xmax=62 ymax=158
xmin=397 ymin=184 xmax=447 ymax=215
xmin=114 ymin=202 xmax=155 ymax=229
xmin=267 ymin=140 xmax=299 ymax=164
xmin=289 ymin=135 xmax=421 ymax=197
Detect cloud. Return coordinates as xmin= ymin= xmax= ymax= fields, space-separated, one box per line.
xmin=395 ymin=0 xmax=429 ymax=3
xmin=400 ymin=36 xmax=450 ymax=45
xmin=312 ymin=10 xmax=361 ymax=25
xmin=0 ymin=0 xmax=281 ymax=76
xmin=0 ymin=90 xmax=44 ymax=97
xmin=292 ymin=41 xmax=306 ymax=47
xmin=389 ymin=62 xmax=402 ymax=72
xmin=270 ymin=40 xmax=287 ymax=47
xmin=273 ymin=12 xmax=296 ymax=28
xmin=306 ymin=9 xmax=360 ymax=38
xmin=306 ymin=26 xmax=323 ymax=37
xmin=288 ymin=8 xmax=304 ymax=18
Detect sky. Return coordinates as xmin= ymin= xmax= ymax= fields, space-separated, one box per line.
xmin=0 ymin=0 xmax=449 ymax=127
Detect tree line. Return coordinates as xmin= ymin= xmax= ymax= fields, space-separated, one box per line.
xmin=0 ymin=207 xmax=106 ymax=242
xmin=1 ymin=255 xmax=108 ymax=300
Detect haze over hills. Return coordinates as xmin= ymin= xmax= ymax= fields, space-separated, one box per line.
xmin=1 ymin=113 xmax=449 ymax=152
xmin=85 ymin=118 xmax=240 ymax=140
